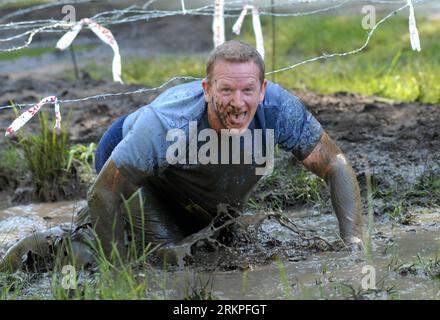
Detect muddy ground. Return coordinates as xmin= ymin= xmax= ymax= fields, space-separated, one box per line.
xmin=0 ymin=2 xmax=439 ymax=299
xmin=1 ymin=74 xmax=439 ymax=206
xmin=1 ymin=71 xmax=438 ymax=298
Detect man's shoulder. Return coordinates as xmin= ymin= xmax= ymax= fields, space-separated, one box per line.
xmin=125 ymin=80 xmax=206 ymax=133
xmin=150 ymin=80 xmax=204 ymax=108
xmin=263 ymin=81 xmax=304 ymax=109
xmin=260 ymin=81 xmax=306 ymax=127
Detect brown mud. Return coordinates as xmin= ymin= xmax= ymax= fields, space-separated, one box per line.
xmin=0 ymin=4 xmax=439 ymax=298
xmin=0 ymin=76 xmax=438 ymax=298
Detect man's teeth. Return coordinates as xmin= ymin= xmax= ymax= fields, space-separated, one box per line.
xmin=228 ymin=111 xmax=246 ymax=122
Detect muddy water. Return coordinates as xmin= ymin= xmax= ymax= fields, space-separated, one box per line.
xmin=162 ymin=209 xmax=440 ymax=299
xmin=0 ymin=201 xmax=86 ymax=251
xmin=0 ymin=201 xmax=438 ymax=299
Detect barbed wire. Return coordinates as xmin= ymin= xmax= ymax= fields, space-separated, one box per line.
xmin=0 ymin=0 xmax=408 ymax=31
xmin=0 ymin=0 xmax=417 ymax=52
xmin=0 ymin=76 xmax=203 ymax=110
xmin=0 ymin=0 xmax=412 ymax=35
xmin=0 ymin=22 xmax=69 ymax=52
xmin=0 ymin=0 xmax=428 ymax=111
xmin=0 ymin=0 xmax=370 ymax=52
xmin=0 ymin=0 xmax=93 ymax=23
xmin=266 ymin=0 xmax=413 ymax=75
xmin=0 ymin=0 xmax=404 ymax=21
xmin=258 ymin=0 xmax=351 ymax=17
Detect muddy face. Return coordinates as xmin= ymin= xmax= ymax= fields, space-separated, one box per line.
xmin=202 ymin=61 xmax=267 ymax=134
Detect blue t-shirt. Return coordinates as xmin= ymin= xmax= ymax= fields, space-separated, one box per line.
xmin=111 ymin=80 xmax=323 ymax=214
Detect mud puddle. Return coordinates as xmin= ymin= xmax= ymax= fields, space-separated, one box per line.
xmin=1 ymin=201 xmax=438 ymax=299
xmin=0 ymin=201 xmax=86 ymax=252
xmin=161 ymin=208 xmax=440 ymax=299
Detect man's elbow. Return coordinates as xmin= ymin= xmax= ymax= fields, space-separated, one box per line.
xmin=327 ymin=154 xmax=352 ymax=179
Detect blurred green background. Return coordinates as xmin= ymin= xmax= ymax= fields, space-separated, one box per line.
xmin=110 ymin=13 xmax=440 ymax=104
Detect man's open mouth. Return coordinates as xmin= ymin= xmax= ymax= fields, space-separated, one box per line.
xmin=227 ymin=111 xmax=247 ymax=124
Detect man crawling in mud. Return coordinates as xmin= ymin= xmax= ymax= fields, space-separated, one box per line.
xmin=88 ymin=40 xmax=364 ymax=258
xmin=1 ymin=40 xmax=363 ymax=270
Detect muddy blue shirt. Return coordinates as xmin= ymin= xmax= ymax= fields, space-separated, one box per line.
xmin=111 ymin=80 xmax=323 ymax=215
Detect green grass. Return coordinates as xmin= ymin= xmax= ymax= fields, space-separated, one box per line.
xmin=182 ymin=275 xmax=216 ymax=300
xmin=0 ymin=272 xmax=31 ymax=299
xmin=274 ymin=255 xmax=293 ymax=299
xmin=87 ymin=14 xmax=440 ymax=104
xmin=364 ymin=162 xmax=375 ymax=261
xmin=66 ymin=142 xmax=96 ymax=172
xmin=49 ymin=243 xmax=157 ymax=300
xmin=337 ymin=279 xmax=398 ymax=300
xmin=413 ymin=164 xmax=440 ymax=206
xmin=248 ymin=14 xmax=440 ymax=104
xmin=375 ymin=160 xmax=440 ymax=221
xmin=85 ymin=56 xmax=205 ymax=87
xmin=0 ymin=107 xmax=100 ymax=200
xmin=0 ymin=191 xmax=159 ymax=299
xmin=392 ymin=254 xmax=440 ymax=282
xmin=0 ymin=192 xmax=216 ymax=300
xmin=0 ymin=47 xmax=56 ymax=61
xmin=0 ymin=0 xmax=48 ymax=10
xmin=0 ymin=145 xmax=26 ymax=190
xmin=0 ymin=45 xmax=96 ymax=61
xmin=249 ymin=159 xmax=326 ymax=211
xmin=4 ymin=108 xmax=93 ymax=202
xmin=15 ymin=111 xmax=75 ymax=201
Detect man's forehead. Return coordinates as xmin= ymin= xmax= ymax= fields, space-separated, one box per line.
xmin=215 ymin=76 xmax=259 ymax=87
xmin=212 ymin=60 xmax=260 ymax=80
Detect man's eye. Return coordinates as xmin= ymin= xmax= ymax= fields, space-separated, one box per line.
xmin=221 ymin=88 xmax=232 ymax=93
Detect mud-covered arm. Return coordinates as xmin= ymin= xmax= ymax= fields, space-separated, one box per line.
xmin=302 ymin=132 xmax=363 ymax=246
xmin=87 ymin=159 xmax=137 ymax=258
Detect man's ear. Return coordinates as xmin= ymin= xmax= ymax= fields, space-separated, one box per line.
xmin=202 ymin=79 xmax=211 ymax=103
xmin=259 ymin=79 xmax=268 ymax=103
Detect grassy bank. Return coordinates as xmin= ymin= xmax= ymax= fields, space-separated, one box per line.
xmin=0 ymin=111 xmax=96 ymax=202
xmin=0 ymin=0 xmax=48 ymax=10
xmin=0 ymin=45 xmax=96 ymax=61
xmin=89 ymin=14 xmax=440 ymax=104
xmin=259 ymin=14 xmax=440 ymax=104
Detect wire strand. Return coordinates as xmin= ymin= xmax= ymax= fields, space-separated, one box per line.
xmin=0 ymin=0 xmax=428 ymax=111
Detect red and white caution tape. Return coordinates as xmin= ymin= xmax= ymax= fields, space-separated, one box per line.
xmin=56 ymin=18 xmax=123 ymax=83
xmin=54 ymin=100 xmax=61 ymax=129
xmin=56 ymin=23 xmax=82 ymax=50
xmin=232 ymin=5 xmax=264 ymax=59
xmin=251 ymin=7 xmax=264 ymax=59
xmin=84 ymin=18 xmax=123 ymax=83
xmin=181 ymin=0 xmax=187 ymax=15
xmin=407 ymin=0 xmax=421 ymax=52
xmin=232 ymin=5 xmax=252 ymax=35
xmin=213 ymin=0 xmax=225 ymax=47
xmin=5 ymin=96 xmax=60 ymax=136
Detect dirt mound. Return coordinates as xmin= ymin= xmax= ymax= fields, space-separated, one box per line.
xmin=295 ymin=91 xmax=440 ymax=182
xmin=1 ymin=75 xmax=439 ymax=183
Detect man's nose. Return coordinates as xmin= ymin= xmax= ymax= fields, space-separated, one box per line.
xmin=230 ymin=90 xmax=245 ymax=107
